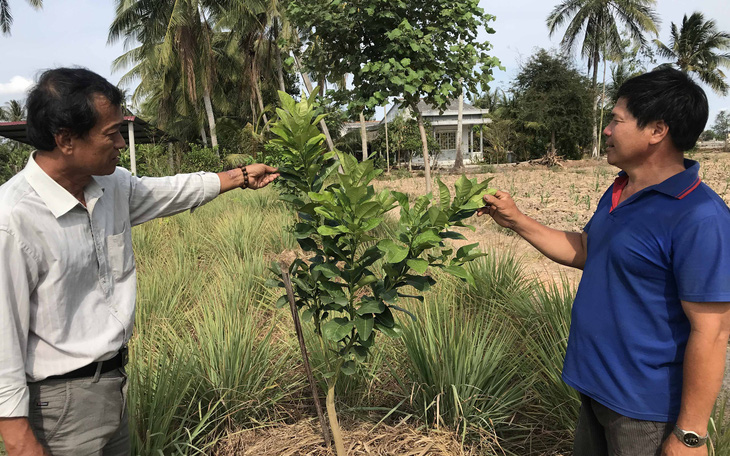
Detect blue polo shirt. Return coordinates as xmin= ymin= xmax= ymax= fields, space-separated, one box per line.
xmin=562 ymin=159 xmax=730 ymax=422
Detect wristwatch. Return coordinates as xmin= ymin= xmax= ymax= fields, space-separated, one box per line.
xmin=673 ymin=425 xmax=708 ymax=448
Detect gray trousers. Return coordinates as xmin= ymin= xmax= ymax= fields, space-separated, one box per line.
xmin=27 ymin=367 xmax=130 ymax=456
xmin=574 ymin=393 xmax=674 ymax=456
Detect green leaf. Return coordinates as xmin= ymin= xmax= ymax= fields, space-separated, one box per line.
xmin=437 ymin=179 xmax=451 ymax=207
xmin=406 ymin=258 xmax=429 ymax=274
xmin=440 ymin=231 xmax=466 ymax=240
xmin=341 ymin=360 xmax=357 ymax=376
xmin=301 ymin=307 xmax=314 ymax=322
xmin=376 ymin=322 xmax=403 ymax=338
xmin=454 ymin=175 xmax=473 ymax=203
xmin=391 ymin=305 xmax=417 ymax=322
xmin=313 ymin=263 xmax=340 ymax=278
xmin=443 ymin=265 xmax=475 ymax=286
xmin=322 ymin=318 xmax=355 ymax=341
xmin=297 ymin=238 xmax=318 ymax=251
xmin=405 ymin=275 xmax=434 ymax=291
xmin=356 ymin=300 xmax=385 ymax=315
xmin=413 ymin=230 xmax=442 ymax=249
xmin=377 ymin=239 xmax=409 ymax=263
xmin=275 ymin=295 xmax=289 ymax=308
xmin=356 ymin=275 xmax=378 ymax=289
xmin=351 ymin=345 xmax=369 ymax=363
xmin=354 ymin=315 xmax=375 ymax=340
xmin=361 ymin=217 xmax=383 ymax=232
xmin=264 ymin=278 xmax=283 ymax=288
xmin=317 ymin=225 xmax=342 ymax=236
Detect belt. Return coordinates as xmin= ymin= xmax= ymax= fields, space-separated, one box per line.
xmin=43 ymin=345 xmax=129 ymax=381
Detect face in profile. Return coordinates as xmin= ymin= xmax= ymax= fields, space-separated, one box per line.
xmin=68 ymin=94 xmax=126 ymax=176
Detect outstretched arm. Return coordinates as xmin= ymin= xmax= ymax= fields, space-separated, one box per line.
xmin=477 ymin=190 xmax=588 ymax=270
xmin=217 ymin=164 xmax=280 ymax=193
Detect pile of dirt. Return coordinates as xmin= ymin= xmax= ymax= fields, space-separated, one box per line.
xmin=216 ymin=420 xmax=499 ymax=456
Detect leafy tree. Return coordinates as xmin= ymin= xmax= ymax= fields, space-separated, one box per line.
xmin=713 ymin=110 xmax=730 ymax=140
xmin=0 ymin=0 xmax=41 ymax=35
xmin=511 ymin=50 xmax=593 ymax=162
xmin=0 ymin=99 xmax=26 ymax=121
xmin=547 ymin=0 xmax=659 ymax=157
xmin=268 ymin=91 xmax=494 ymax=456
xmin=699 ymin=130 xmax=717 ymax=142
xmin=654 ymin=12 xmax=730 ymax=95
xmin=288 ymin=0 xmax=500 ymax=193
xmin=0 ymin=140 xmax=30 ymax=184
xmin=109 ymin=0 xmax=223 ymax=151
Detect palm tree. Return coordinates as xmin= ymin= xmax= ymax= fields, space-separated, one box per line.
xmin=109 ymin=0 xmax=221 ymax=152
xmin=547 ymin=0 xmax=659 ymax=158
xmin=654 ymin=12 xmax=730 ymax=96
xmin=0 ymin=99 xmax=25 ymax=121
xmin=0 ymin=0 xmax=42 ymax=35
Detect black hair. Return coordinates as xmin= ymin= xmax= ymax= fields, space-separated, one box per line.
xmin=26 ymin=67 xmax=124 ymax=151
xmin=616 ymin=66 xmax=708 ymax=151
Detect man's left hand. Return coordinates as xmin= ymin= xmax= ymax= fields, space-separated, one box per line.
xmin=661 ymin=435 xmax=708 ymax=456
xmin=245 ymin=164 xmax=279 ymax=189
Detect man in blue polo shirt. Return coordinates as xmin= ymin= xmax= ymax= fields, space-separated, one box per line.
xmin=478 ymin=67 xmax=730 ymax=455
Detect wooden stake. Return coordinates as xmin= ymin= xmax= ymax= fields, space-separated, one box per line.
xmin=280 ymin=264 xmax=332 ymax=447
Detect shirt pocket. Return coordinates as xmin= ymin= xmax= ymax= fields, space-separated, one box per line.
xmin=107 ymin=222 xmax=135 ymax=280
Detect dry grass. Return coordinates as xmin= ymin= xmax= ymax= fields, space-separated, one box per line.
xmin=216 ymin=420 xmax=501 ymax=456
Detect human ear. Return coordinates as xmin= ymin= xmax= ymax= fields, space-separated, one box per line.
xmin=53 ymin=129 xmax=74 ymax=155
xmin=648 ymin=120 xmax=670 ymax=145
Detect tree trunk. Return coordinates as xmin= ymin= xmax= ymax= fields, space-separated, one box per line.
xmin=200 ymin=125 xmax=208 ymax=147
xmin=359 ymin=111 xmax=368 ymax=161
xmin=384 ymin=105 xmax=390 ymax=173
xmin=550 ymin=129 xmax=557 ymax=164
xmin=293 ymin=54 xmax=335 ymax=151
xmin=326 ymin=383 xmax=346 ymax=456
xmin=274 ymin=19 xmax=287 ymax=93
xmin=452 ymin=84 xmax=465 ymax=172
xmin=597 ymin=57 xmax=607 ymax=157
xmin=254 ymin=72 xmax=269 ymax=131
xmin=590 ymin=51 xmax=600 ymax=158
xmin=414 ymin=104 xmax=432 ymax=194
xmin=203 ymin=88 xmax=219 ymax=154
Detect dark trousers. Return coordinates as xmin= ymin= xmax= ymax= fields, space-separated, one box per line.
xmin=28 ymin=367 xmax=130 ymax=456
xmin=574 ymin=394 xmax=674 ymax=456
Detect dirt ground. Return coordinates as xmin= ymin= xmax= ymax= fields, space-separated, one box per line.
xmin=376 ymin=151 xmax=730 ymax=285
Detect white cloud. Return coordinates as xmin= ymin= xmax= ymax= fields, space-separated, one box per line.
xmin=0 ymin=76 xmax=33 ymax=96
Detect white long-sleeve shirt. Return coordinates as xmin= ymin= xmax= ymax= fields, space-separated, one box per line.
xmin=0 ymin=153 xmax=221 ymax=417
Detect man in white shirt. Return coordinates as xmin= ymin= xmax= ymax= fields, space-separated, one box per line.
xmin=0 ymin=67 xmax=279 ymax=455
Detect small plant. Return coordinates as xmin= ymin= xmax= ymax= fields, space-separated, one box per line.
xmin=267 ymin=91 xmax=495 ymax=455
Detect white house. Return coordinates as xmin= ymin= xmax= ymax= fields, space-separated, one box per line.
xmin=341 ymin=99 xmax=491 ymax=167
xmin=386 ymin=99 xmax=491 ymax=167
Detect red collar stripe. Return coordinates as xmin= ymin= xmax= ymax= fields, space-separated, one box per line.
xmin=676 ymin=177 xmax=701 ymax=200
xmin=610 ymin=175 xmax=629 ymax=213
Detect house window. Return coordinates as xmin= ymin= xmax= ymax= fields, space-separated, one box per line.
xmin=435 ymin=131 xmax=456 ymax=150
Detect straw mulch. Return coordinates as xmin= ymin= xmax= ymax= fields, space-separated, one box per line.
xmin=216 ymin=419 xmax=497 ymax=456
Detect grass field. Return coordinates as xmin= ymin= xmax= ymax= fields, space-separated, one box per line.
xmin=2 ymin=151 xmax=730 ymax=455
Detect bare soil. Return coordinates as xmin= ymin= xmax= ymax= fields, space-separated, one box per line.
xmin=376 ymin=151 xmax=730 ymax=285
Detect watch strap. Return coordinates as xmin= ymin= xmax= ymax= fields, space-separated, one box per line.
xmin=673 ymin=425 xmax=708 ymax=448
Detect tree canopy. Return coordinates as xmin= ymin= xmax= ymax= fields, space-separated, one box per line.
xmin=654 ymin=12 xmax=730 ymax=95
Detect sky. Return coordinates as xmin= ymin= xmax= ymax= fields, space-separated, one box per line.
xmin=0 ymin=0 xmax=729 ymax=125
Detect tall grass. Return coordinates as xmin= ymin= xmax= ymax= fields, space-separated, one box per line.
xmin=399 ymin=275 xmax=528 ymax=440
xmin=128 ymin=188 xmax=299 ymax=454
xmin=123 ymin=186 xmax=730 ymax=455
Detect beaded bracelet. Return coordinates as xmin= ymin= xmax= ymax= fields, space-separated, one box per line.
xmin=240 ymin=166 xmax=249 ymax=189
